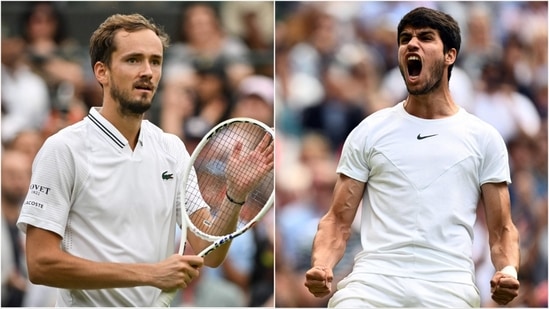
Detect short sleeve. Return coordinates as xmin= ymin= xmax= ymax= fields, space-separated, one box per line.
xmin=17 ymin=135 xmax=75 ymax=236
xmin=479 ymin=126 xmax=511 ymax=185
xmin=336 ymin=123 xmax=370 ymax=183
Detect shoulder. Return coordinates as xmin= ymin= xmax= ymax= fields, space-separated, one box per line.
xmin=41 ymin=120 xmax=89 ymax=153
xmin=460 ymin=109 xmax=502 ymax=137
xmin=350 ymin=103 xmax=400 ymax=135
xmin=459 ymin=109 xmax=507 ymax=149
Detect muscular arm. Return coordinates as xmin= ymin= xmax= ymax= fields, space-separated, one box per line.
xmin=482 ymin=182 xmax=520 ymax=272
xmin=481 ymin=182 xmax=520 ymax=305
xmin=305 ymin=174 xmax=365 ymax=297
xmin=25 ymin=225 xmax=202 ymax=290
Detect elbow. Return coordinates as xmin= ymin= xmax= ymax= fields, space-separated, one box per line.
xmin=28 ymin=272 xmax=45 ymax=286
xmin=26 ymin=251 xmax=60 ymax=286
xmin=27 ymin=258 xmax=49 ymax=285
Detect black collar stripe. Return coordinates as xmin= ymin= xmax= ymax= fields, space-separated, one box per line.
xmin=87 ymin=113 xmax=124 ymax=148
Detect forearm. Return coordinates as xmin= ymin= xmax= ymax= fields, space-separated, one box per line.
xmin=205 ymin=198 xmax=240 ymax=266
xmin=191 ymin=196 xmax=240 ymax=267
xmin=28 ymin=250 xmax=156 ymax=289
xmin=311 ymin=212 xmax=351 ymax=270
xmin=490 ymin=221 xmax=520 ymax=272
xmin=312 ymin=174 xmax=363 ymax=269
xmin=25 ymin=226 xmax=161 ymax=290
xmin=481 ymin=182 xmax=521 ymax=273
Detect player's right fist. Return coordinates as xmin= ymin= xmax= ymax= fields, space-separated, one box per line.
xmin=304 ymin=265 xmax=333 ymax=298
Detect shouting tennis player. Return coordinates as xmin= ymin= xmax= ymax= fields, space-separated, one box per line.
xmin=304 ymin=7 xmax=520 ymax=308
xmin=16 ymin=13 xmax=273 ymax=306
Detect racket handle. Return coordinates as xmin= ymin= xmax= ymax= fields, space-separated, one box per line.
xmin=154 ymin=291 xmax=175 ymax=307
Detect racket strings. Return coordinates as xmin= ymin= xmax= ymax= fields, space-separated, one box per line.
xmin=190 ymin=122 xmax=273 ymax=236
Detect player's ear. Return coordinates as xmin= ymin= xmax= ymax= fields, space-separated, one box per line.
xmin=445 ymin=48 xmax=457 ymax=66
xmin=94 ymin=61 xmax=109 ymax=86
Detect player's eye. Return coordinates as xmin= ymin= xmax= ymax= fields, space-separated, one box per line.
xmin=399 ymin=35 xmax=411 ymax=44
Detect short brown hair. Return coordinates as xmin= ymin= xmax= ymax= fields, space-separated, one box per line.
xmin=89 ymin=13 xmax=169 ymax=69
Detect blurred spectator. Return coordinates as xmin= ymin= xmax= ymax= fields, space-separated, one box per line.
xmin=164 ymin=2 xmax=253 ymax=90
xmin=220 ymin=1 xmax=273 ymax=52
xmin=274 ymin=31 xmax=324 ymax=138
xmin=20 ymin=2 xmax=88 ymax=115
xmin=159 ymin=63 xmax=199 ymax=142
xmin=457 ymin=3 xmax=503 ymax=84
xmin=1 ymin=35 xmax=50 ymax=144
xmin=301 ymin=66 xmax=366 ymax=152
xmin=2 ymin=130 xmax=45 ymax=160
xmin=287 ymin=6 xmax=341 ymax=81
xmin=472 ymin=58 xmax=541 ymax=143
xmin=230 ymin=74 xmax=274 ymax=127
xmin=220 ymin=1 xmax=274 ymax=76
xmin=332 ymin=43 xmax=392 ymax=114
xmin=1 ymin=150 xmax=32 ymax=306
xmin=190 ymin=60 xmax=234 ymax=134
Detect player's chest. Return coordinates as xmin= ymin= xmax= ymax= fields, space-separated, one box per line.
xmin=77 ymin=145 xmax=179 ymax=216
xmin=367 ymin=127 xmax=481 ymax=187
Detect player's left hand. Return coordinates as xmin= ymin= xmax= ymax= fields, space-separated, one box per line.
xmin=490 ymin=271 xmax=520 ymax=305
xmin=226 ymin=132 xmax=273 ymax=201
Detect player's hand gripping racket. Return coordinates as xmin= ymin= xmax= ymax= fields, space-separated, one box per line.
xmin=154 ymin=117 xmax=274 ymax=306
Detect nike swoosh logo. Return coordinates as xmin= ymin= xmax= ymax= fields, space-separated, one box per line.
xmin=417 ymin=133 xmax=438 ymax=140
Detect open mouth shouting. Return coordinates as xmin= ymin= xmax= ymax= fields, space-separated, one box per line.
xmin=406 ymin=55 xmax=422 ymax=81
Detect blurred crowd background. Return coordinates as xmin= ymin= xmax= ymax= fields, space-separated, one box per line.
xmin=1 ymin=1 xmax=274 ymax=307
xmin=274 ymin=1 xmax=547 ymax=308
xmin=1 ymin=1 xmax=547 ymax=308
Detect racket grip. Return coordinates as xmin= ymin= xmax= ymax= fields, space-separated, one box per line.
xmin=154 ymin=291 xmax=175 ymax=307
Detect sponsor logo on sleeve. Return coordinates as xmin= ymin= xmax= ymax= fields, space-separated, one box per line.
xmin=24 ymin=200 xmax=47 ymax=210
xmin=29 ymin=184 xmax=51 ymax=196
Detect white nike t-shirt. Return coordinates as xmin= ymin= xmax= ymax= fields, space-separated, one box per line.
xmin=337 ymin=102 xmax=510 ymax=284
xmin=17 ymin=107 xmax=207 ymax=306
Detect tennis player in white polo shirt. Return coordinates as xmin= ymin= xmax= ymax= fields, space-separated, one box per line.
xmin=16 ymin=13 xmax=273 ymax=306
xmin=304 ymin=7 xmax=520 ymax=308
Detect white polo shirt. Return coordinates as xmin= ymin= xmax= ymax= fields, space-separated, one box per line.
xmin=17 ymin=107 xmax=202 ymax=306
xmin=337 ymin=102 xmax=510 ymax=284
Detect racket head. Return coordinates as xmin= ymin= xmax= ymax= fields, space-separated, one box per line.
xmin=181 ymin=117 xmax=274 ymax=245
xmin=157 ymin=118 xmax=273 ymax=307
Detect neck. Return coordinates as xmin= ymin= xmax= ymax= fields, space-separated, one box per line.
xmin=404 ymin=87 xmax=459 ymax=119
xmin=99 ymin=104 xmax=142 ymax=150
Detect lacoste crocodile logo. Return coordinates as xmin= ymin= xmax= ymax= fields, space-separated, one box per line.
xmin=162 ymin=171 xmax=174 ymax=180
xmin=416 ymin=133 xmax=438 ymax=140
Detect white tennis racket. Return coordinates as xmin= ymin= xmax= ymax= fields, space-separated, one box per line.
xmin=154 ymin=117 xmax=274 ymax=306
